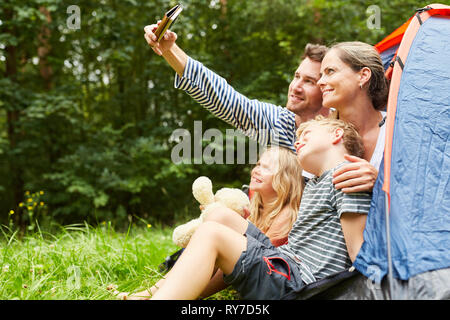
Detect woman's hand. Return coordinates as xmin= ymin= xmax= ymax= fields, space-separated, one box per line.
xmin=144 ymin=22 xmax=177 ymax=56
xmin=332 ymin=154 xmax=378 ymax=193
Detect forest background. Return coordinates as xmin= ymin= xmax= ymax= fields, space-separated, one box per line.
xmin=0 ymin=0 xmax=429 ymax=231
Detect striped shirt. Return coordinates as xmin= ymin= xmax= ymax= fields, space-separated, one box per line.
xmin=278 ymin=162 xmax=372 ymax=284
xmin=174 ymin=57 xmax=386 ymax=170
xmin=174 ymin=57 xmax=297 ymax=152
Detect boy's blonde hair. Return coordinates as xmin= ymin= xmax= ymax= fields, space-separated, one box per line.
xmin=296 ymin=115 xmax=365 ymax=158
xmin=248 ymin=147 xmax=304 ymax=238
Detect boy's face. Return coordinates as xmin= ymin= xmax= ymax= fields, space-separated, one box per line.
xmin=294 ymin=123 xmax=334 ymax=169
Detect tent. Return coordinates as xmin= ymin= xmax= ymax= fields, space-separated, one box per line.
xmin=161 ymin=4 xmax=450 ymax=300
xmin=297 ymin=3 xmax=450 ymax=300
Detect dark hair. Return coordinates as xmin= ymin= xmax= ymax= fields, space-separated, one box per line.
xmin=301 ymin=43 xmax=329 ymax=63
xmin=331 ymin=41 xmax=389 ymax=110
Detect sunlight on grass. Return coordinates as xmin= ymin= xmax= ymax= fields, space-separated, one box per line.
xmin=0 ymin=222 xmax=238 ymax=300
xmin=0 ymin=223 xmax=178 ymax=300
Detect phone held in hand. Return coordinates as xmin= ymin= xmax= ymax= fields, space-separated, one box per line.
xmin=154 ymin=4 xmax=183 ymax=42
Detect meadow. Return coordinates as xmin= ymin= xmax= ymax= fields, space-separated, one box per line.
xmin=0 ymin=222 xmax=237 ymax=300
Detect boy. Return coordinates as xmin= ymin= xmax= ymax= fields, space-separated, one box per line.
xmin=281 ymin=116 xmax=370 ymax=285
xmin=142 ymin=116 xmax=372 ymax=300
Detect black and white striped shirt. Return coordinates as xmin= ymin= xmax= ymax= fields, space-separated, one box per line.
xmin=279 ymin=163 xmax=372 ymax=284
xmin=175 ymin=57 xmax=297 ymax=152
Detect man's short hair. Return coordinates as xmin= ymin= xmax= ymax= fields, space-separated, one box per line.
xmin=301 ymin=43 xmax=329 ymax=63
xmin=296 ymin=115 xmax=365 ymax=158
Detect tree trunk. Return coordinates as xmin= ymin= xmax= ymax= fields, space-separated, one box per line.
xmin=3 ymin=5 xmax=24 ymax=227
xmin=37 ymin=6 xmax=53 ymax=91
xmin=38 ymin=7 xmax=59 ymax=170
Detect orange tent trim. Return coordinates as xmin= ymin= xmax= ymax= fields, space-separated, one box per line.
xmin=380 ymin=4 xmax=450 ymax=209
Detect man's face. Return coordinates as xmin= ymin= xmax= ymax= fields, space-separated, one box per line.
xmin=286 ymin=57 xmax=324 ymax=117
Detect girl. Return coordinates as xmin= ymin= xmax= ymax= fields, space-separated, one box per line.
xmin=123 ymin=146 xmax=304 ymax=299
xmin=246 ymin=146 xmax=304 ymax=247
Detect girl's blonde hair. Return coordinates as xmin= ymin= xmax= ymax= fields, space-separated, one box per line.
xmin=248 ymin=146 xmax=304 ymax=237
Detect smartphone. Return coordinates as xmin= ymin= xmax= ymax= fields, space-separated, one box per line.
xmin=154 ymin=4 xmax=183 ymax=42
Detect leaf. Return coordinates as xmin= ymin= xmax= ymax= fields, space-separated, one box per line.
xmin=93 ymin=192 xmax=109 ymax=208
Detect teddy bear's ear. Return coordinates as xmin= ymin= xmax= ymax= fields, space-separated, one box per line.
xmin=192 ymin=176 xmax=215 ymax=205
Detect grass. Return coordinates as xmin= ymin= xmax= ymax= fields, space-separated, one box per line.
xmin=0 ymin=222 xmax=237 ymax=300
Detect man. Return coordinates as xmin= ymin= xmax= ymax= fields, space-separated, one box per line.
xmin=144 ymin=24 xmax=328 ymax=153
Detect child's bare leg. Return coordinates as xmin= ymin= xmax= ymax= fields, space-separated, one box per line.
xmin=203 ymin=207 xmax=248 ymax=234
xmin=127 ymin=212 xmax=246 ymax=300
xmin=199 ymin=269 xmax=228 ymax=299
xmin=127 ymin=256 xmax=223 ymax=300
xmin=151 ymin=221 xmax=246 ymax=300
xmin=195 ymin=208 xmax=248 ymax=298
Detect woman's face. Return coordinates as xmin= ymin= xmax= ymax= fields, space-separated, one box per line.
xmin=250 ymin=149 xmax=279 ymax=196
xmin=317 ymin=49 xmax=362 ymax=109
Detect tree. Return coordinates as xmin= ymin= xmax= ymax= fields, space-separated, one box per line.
xmin=0 ymin=0 xmax=428 ymax=229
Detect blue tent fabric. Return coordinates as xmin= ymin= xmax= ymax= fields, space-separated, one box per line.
xmin=379 ymin=44 xmax=399 ymax=71
xmin=354 ymin=15 xmax=450 ymax=282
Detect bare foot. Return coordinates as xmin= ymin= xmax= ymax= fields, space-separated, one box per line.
xmin=113 ymin=290 xmax=129 ymax=300
xmin=114 ymin=289 xmax=151 ymax=300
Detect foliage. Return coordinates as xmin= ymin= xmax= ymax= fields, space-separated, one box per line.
xmin=0 ymin=222 xmax=237 ymax=300
xmin=0 ymin=223 xmax=168 ymax=299
xmin=0 ymin=0 xmax=428 ymax=227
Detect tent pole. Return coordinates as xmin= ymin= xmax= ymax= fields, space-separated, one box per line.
xmin=384 ymin=193 xmax=395 ymax=299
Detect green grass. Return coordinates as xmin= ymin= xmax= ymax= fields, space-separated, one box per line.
xmin=0 ymin=222 xmax=237 ymax=300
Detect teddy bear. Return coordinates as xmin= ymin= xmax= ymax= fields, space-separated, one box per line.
xmin=172 ymin=176 xmax=250 ymax=248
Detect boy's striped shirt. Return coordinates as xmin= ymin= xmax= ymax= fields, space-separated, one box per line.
xmin=279 ymin=162 xmax=372 ymax=284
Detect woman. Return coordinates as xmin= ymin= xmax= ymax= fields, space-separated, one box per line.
xmin=322 ymin=41 xmax=389 ymax=192
xmin=123 ymin=146 xmax=304 ymax=299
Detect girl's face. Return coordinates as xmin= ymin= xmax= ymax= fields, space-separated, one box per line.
xmin=317 ymin=49 xmax=362 ymax=109
xmin=250 ymin=149 xmax=279 ymax=197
